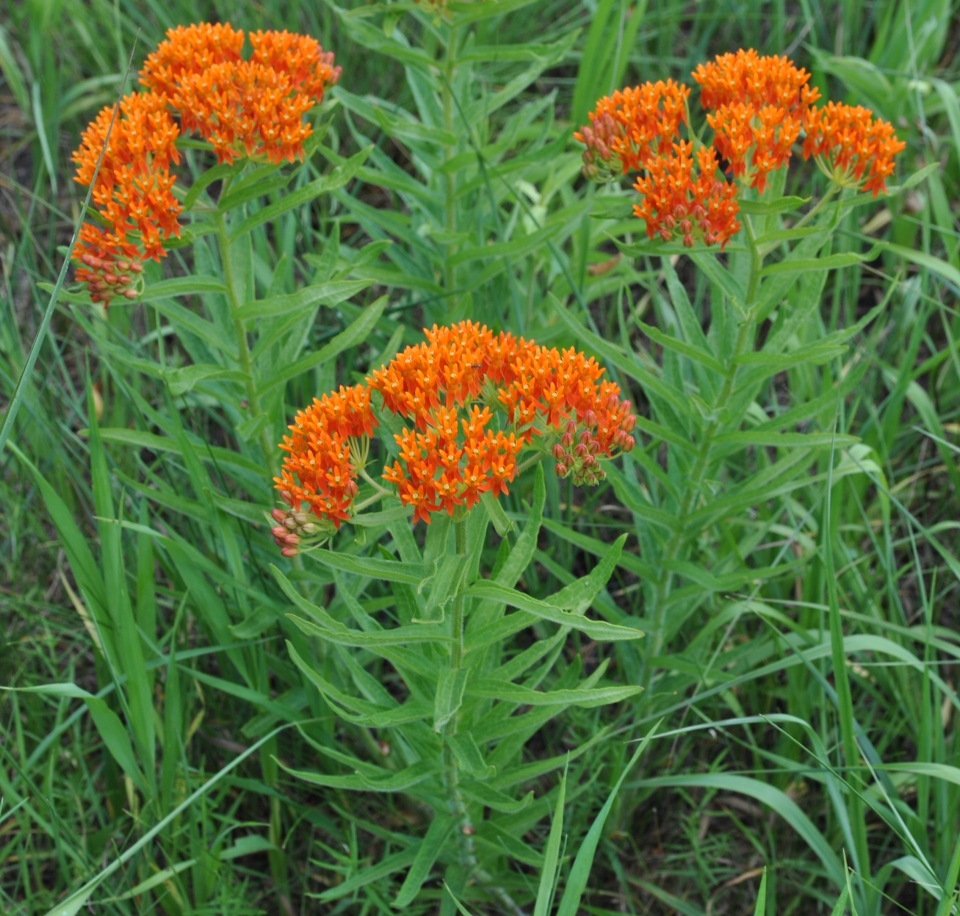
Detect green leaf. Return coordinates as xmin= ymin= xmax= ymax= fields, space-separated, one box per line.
xmin=713 ymin=431 xmax=859 ymax=449
xmin=533 ymin=763 xmax=566 ymax=916
xmin=447 ymin=732 xmax=494 ymax=779
xmin=434 ymin=668 xmax=467 ymax=732
xmin=737 ymin=195 xmax=809 ymax=215
xmin=467 ymin=679 xmax=641 ymax=708
xmin=164 ymin=364 xmax=248 ymax=396
xmin=759 ymin=250 xmax=878 ymax=276
xmin=305 ymin=546 xmax=423 ymax=585
xmin=103 ymin=860 xmax=197 ymax=901
xmin=229 ymin=147 xmax=372 ymax=241
xmin=480 ymin=491 xmax=514 ymax=535
xmin=142 ymin=276 xmax=228 ymax=300
xmin=234 ymin=280 xmax=370 ymax=322
xmin=752 ymin=869 xmax=767 ymax=916
xmin=277 ymin=758 xmax=437 ymax=792
xmin=550 ymin=533 xmax=630 ymax=616
xmin=735 ymin=344 xmax=847 ymax=370
xmin=0 ymin=682 xmax=93 ymax=699
xmin=317 ymin=847 xmax=419 ymax=903
xmin=84 ymin=698 xmax=147 ymax=793
xmin=183 ymin=161 xmax=243 ymax=210
xmin=636 ymin=318 xmax=726 ymax=375
xmin=257 ymin=297 xmax=386 ymax=395
xmin=465 ymin=582 xmax=642 ymax=642
xmin=393 ymin=815 xmax=455 ymax=908
xmin=555 ymin=723 xmax=660 ymax=916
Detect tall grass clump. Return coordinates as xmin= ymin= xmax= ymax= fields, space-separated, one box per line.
xmin=2 ymin=1 xmax=960 ymax=914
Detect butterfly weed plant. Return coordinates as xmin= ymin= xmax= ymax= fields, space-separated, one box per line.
xmin=13 ymin=9 xmax=950 ymax=915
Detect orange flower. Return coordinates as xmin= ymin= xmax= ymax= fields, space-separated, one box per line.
xmin=141 ymin=23 xmax=341 ymax=164
xmin=802 ymin=102 xmax=905 ymax=196
xmin=633 ymin=142 xmax=741 ymax=248
xmin=277 ymin=322 xmax=639 ymax=535
xmin=274 ymin=384 xmax=377 ymax=530
xmin=365 ymin=321 xmax=637 ymax=521
xmin=693 ymin=50 xmax=819 ymax=194
xmin=71 ymin=91 xmax=181 ymax=304
xmin=575 ymin=80 xmax=690 ymax=178
xmin=693 ymin=49 xmax=820 ymax=115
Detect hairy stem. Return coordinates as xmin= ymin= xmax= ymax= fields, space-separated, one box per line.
xmin=215 ymin=186 xmax=275 ymax=467
xmin=643 ymin=219 xmax=763 ymax=688
xmin=441 ymin=25 xmax=458 ymax=306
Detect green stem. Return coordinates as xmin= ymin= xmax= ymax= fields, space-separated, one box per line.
xmin=643 ymin=220 xmax=762 ymax=688
xmin=441 ymin=25 xmax=458 ymax=307
xmin=215 ymin=194 xmax=275 ymax=468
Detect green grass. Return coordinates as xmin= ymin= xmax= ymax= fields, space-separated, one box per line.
xmin=3 ymin=0 xmax=960 ymax=914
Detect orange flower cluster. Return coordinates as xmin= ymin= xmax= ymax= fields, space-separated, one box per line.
xmin=574 ymin=80 xmax=690 ymax=180
xmin=275 ymin=321 xmax=638 ymax=537
xmin=140 ymin=24 xmax=341 ymax=165
xmin=577 ymin=49 xmax=905 ymax=245
xmin=72 ymin=22 xmax=340 ymax=304
xmin=71 ymin=92 xmax=181 ymax=304
xmin=275 ymin=384 xmax=376 ymax=532
xmin=633 ymin=142 xmax=741 ymax=248
xmin=803 ymin=102 xmax=906 ymax=196
xmin=695 ymin=50 xmax=819 ymax=194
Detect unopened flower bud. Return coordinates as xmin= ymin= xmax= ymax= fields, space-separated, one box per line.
xmin=579 ymin=431 xmax=591 ymax=445
xmin=283 ymin=517 xmax=298 ymax=530
xmin=283 ymin=533 xmax=300 ymax=547
xmin=123 ymin=289 xmax=138 ymax=300
xmin=128 ymin=261 xmax=143 ymax=273
xmin=663 ymin=215 xmax=676 ymax=231
xmin=555 ymin=462 xmax=568 ymax=478
xmin=301 ymin=522 xmax=319 ymax=535
xmin=104 ymin=273 xmax=118 ymax=285
xmin=575 ymin=443 xmax=589 ymax=458
xmin=271 ymin=508 xmax=287 ymax=524
xmin=704 ymin=233 xmax=717 ymax=247
xmin=566 ymin=420 xmax=577 ymax=436
xmin=607 ymin=394 xmax=620 ymax=411
xmin=621 ymin=414 xmax=637 ymax=432
xmin=691 ymin=204 xmax=705 ymax=221
xmin=660 ymin=229 xmax=673 ymax=242
xmin=622 ymin=435 xmax=635 ymax=452
xmin=116 ymin=260 xmax=130 ymax=271
xmin=346 ymin=480 xmax=359 ymax=498
xmin=280 ymin=546 xmax=299 ymax=558
xmin=280 ymin=490 xmax=294 ymax=506
xmin=272 ymin=526 xmax=288 ymax=539
xmin=613 ymin=429 xmax=626 ymax=447
xmin=673 ymin=205 xmax=686 ymax=220
xmin=618 ymin=399 xmax=632 ymax=417
xmin=293 ymin=512 xmax=310 ymax=525
xmin=552 ymin=444 xmax=566 ymax=461
xmin=680 ymin=220 xmax=692 ymax=235
xmin=564 ymin=453 xmax=575 ymax=468
xmin=561 ymin=432 xmax=573 ymax=448
xmin=589 ymin=440 xmax=600 ymax=454
xmin=582 ymin=455 xmax=596 ymax=468
xmin=683 ymin=234 xmax=694 ymax=249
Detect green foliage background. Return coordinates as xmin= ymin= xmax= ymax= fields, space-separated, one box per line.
xmin=2 ymin=0 xmax=960 ymax=913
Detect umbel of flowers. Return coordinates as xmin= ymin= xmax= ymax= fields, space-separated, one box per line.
xmin=272 ymin=321 xmax=638 ymax=553
xmin=71 ymin=23 xmax=340 ymax=305
xmin=576 ymin=49 xmax=906 ymax=249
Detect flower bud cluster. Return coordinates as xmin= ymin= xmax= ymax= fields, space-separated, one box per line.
xmin=75 ymin=245 xmax=144 ymax=305
xmin=270 ymin=492 xmax=335 ymax=557
xmin=578 ymin=112 xmax=622 ymax=182
xmin=551 ymin=395 xmax=636 ymax=486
